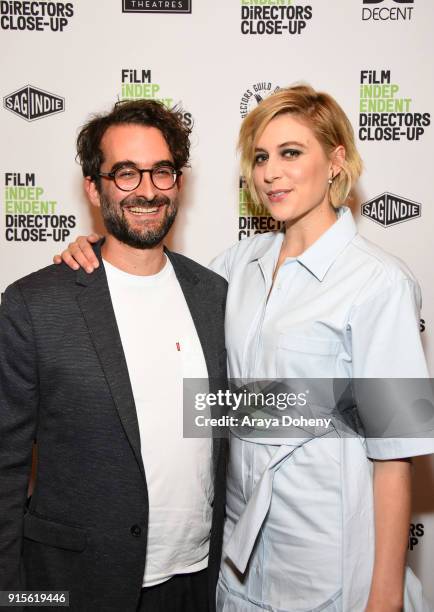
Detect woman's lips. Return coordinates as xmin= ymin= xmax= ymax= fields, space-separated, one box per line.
xmin=267 ymin=189 xmax=292 ymax=203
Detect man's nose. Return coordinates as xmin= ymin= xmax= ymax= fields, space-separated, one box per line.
xmin=134 ymin=171 xmax=156 ymax=199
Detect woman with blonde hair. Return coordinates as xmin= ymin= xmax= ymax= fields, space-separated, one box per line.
xmin=209 ymin=84 xmax=433 ymax=612
xmin=57 ymin=85 xmax=434 ymax=611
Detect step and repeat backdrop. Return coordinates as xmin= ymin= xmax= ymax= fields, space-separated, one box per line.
xmin=1 ymin=0 xmax=433 ymax=605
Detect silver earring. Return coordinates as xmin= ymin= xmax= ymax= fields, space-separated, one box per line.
xmin=328 ymin=174 xmax=334 ymax=185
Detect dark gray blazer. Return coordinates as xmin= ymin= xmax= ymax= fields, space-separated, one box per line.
xmin=0 ymin=244 xmax=228 ymax=612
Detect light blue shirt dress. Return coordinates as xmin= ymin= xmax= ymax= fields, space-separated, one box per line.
xmin=209 ymin=207 xmax=434 ymax=612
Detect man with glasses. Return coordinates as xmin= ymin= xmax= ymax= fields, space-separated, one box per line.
xmin=0 ymin=100 xmax=227 ymax=612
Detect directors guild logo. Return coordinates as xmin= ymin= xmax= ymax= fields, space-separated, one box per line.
xmin=362 ymin=192 xmax=420 ymax=227
xmin=122 ymin=0 xmax=191 ymax=13
xmin=240 ymin=81 xmax=280 ymax=119
xmin=3 ymin=85 xmax=64 ymax=122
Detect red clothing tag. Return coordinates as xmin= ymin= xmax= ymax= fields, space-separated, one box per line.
xmin=176 ymin=342 xmax=181 ymax=352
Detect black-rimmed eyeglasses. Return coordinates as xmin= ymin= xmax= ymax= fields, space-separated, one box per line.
xmin=98 ymin=165 xmax=182 ymax=192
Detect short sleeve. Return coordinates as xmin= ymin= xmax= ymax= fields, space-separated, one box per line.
xmin=349 ymin=278 xmax=434 ymax=459
xmin=208 ymin=243 xmax=238 ymax=281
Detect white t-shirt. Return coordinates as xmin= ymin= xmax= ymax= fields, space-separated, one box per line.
xmin=104 ymin=256 xmax=212 ymax=587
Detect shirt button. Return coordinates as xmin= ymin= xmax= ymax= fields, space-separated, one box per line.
xmin=130 ymin=524 xmax=142 ymax=537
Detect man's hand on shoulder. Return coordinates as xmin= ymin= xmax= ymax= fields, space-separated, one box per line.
xmin=53 ymin=233 xmax=101 ymax=273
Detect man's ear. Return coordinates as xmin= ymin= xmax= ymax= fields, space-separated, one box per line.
xmin=84 ymin=177 xmax=101 ymax=209
xmin=176 ymin=171 xmax=184 ymax=192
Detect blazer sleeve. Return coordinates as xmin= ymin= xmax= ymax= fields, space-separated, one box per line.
xmin=0 ymin=282 xmax=39 ymax=590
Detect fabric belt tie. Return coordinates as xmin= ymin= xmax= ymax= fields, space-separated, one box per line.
xmin=224 ymin=441 xmax=303 ymax=574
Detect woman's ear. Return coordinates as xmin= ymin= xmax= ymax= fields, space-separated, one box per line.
xmin=330 ymin=145 xmax=346 ymax=178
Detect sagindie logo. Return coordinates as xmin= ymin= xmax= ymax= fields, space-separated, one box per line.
xmin=3 ymin=85 xmax=64 ymax=121
xmin=240 ymin=0 xmax=313 ymax=36
xmin=1 ymin=1 xmax=74 ymax=31
xmin=120 ymin=68 xmax=192 ymax=129
xmin=362 ymin=0 xmax=414 ymax=21
xmin=122 ymin=0 xmax=191 ymax=13
xmin=240 ymin=82 xmax=280 ymax=118
xmin=362 ymin=193 xmax=420 ymax=227
xmin=4 ymin=172 xmax=76 ymax=242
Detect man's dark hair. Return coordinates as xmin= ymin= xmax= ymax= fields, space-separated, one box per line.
xmin=76 ymin=99 xmax=191 ymax=188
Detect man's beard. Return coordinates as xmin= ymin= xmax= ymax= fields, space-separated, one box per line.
xmin=99 ymin=192 xmax=178 ymax=249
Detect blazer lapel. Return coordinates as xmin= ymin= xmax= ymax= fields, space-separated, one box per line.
xmin=165 ymin=249 xmax=223 ymax=382
xmin=75 ymin=256 xmax=146 ymax=484
xmin=166 ymin=250 xmax=224 ymax=470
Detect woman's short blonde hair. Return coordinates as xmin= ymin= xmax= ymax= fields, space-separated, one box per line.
xmin=238 ymin=84 xmax=363 ymax=207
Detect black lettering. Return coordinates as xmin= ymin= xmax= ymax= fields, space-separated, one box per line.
xmin=415 ymin=523 xmax=424 ymax=537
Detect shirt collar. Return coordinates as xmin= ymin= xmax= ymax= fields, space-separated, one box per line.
xmin=297 ymin=207 xmax=357 ymax=281
xmin=248 ymin=207 xmax=358 ymax=282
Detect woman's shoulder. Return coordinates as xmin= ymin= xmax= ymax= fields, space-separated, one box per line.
xmin=208 ymin=231 xmax=279 ymax=281
xmin=347 ymin=233 xmax=420 ymax=306
xmin=350 ymin=233 xmax=418 ymax=284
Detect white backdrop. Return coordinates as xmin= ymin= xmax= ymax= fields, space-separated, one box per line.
xmin=1 ymin=0 xmax=433 ymax=605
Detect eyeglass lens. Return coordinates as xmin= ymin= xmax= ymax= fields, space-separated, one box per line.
xmin=114 ymin=166 xmax=176 ymax=191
